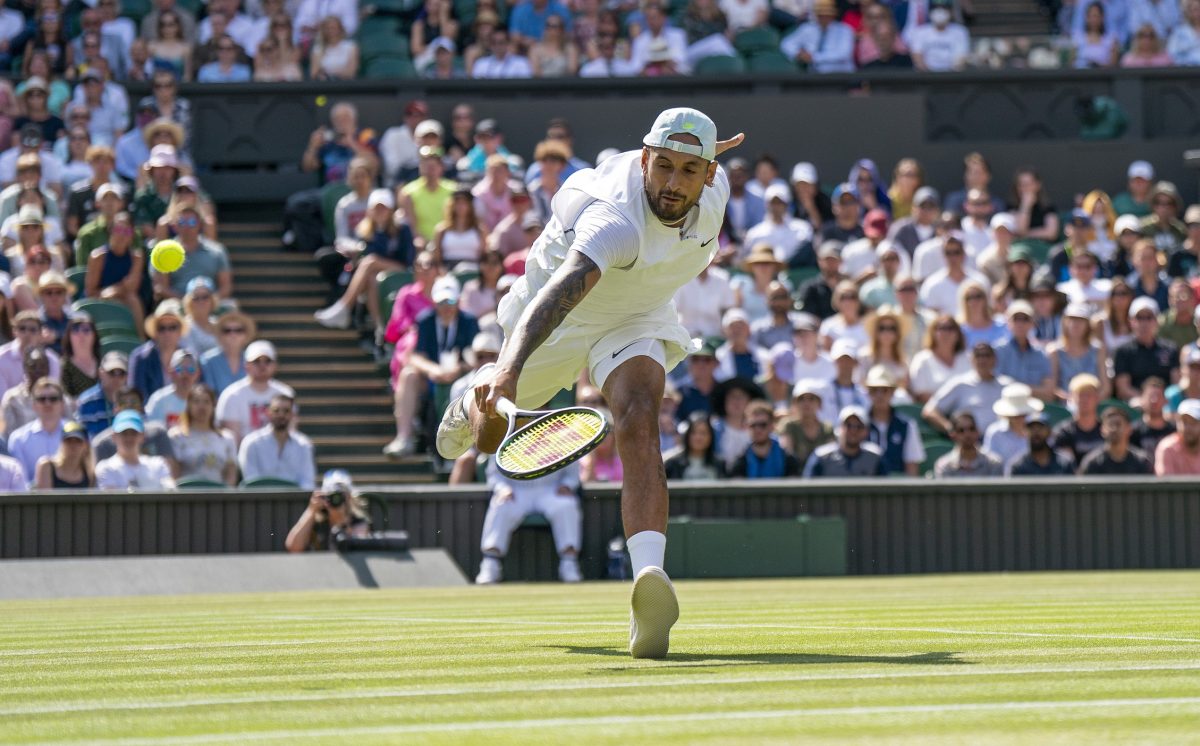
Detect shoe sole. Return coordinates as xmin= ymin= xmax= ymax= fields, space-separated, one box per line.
xmin=435 ymin=363 xmax=494 ymax=459
xmin=629 ymin=569 xmax=679 ymax=659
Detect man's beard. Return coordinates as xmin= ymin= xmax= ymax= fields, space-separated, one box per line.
xmin=644 ymin=176 xmax=698 ymax=223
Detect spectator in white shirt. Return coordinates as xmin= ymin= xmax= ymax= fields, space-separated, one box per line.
xmin=293 ymin=0 xmax=359 ymax=47
xmin=1127 ymin=0 xmax=1180 ymax=43
xmin=959 ymin=188 xmax=995 ymax=256
xmin=674 ymin=257 xmax=736 ymax=338
xmin=579 ymin=31 xmax=639 ymax=77
xmin=912 ymin=210 xmax=970 ymax=282
xmin=919 ymin=232 xmax=990 ymax=316
xmin=238 ymin=393 xmax=316 ymax=489
xmin=472 ymin=28 xmax=534 ymax=78
xmin=95 ymin=410 xmax=175 ymax=490
xmin=1168 ymin=0 xmax=1200 ymax=65
xmin=215 ymin=340 xmax=295 ymax=443
xmin=780 ymin=0 xmax=855 ymax=73
xmin=910 ymin=0 xmax=970 ymax=72
xmin=842 ymin=210 xmax=911 ymax=282
xmin=145 ymin=349 xmax=200 ymax=429
xmin=772 ymin=312 xmax=836 ymax=390
xmin=720 ymin=0 xmax=769 ymax=32
xmin=742 ymin=183 xmax=813 ymax=265
xmin=377 ymin=99 xmax=430 ymax=187
xmin=631 ymin=2 xmax=689 ymax=72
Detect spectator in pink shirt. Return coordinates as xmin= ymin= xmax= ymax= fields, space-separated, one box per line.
xmin=1155 ymin=398 xmax=1200 ymax=474
xmin=384 ymin=251 xmax=438 ymax=385
xmin=471 ymin=154 xmax=513 ymax=232
xmin=1121 ymin=24 xmax=1174 ymax=67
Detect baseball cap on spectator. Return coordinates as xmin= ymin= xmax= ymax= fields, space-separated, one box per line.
xmin=368 ymin=188 xmax=395 ymax=209
xmin=475 ymin=118 xmax=499 ymax=136
xmin=1185 ymin=205 xmax=1200 ymax=226
xmin=764 ymin=183 xmax=790 ymax=204
xmin=1064 ymin=302 xmax=1092 ymax=320
xmin=1178 ymin=399 xmax=1200 ymax=421
xmin=830 ymin=338 xmax=858 ymax=360
xmin=169 ymin=348 xmax=196 ymax=370
xmin=831 ymin=182 xmax=856 ymax=201
xmin=863 ymin=208 xmax=889 ymax=239
xmin=990 ymin=212 xmax=1016 ymax=233
xmin=507 ymin=179 xmax=529 ymax=199
xmin=838 ymin=404 xmax=867 ymax=426
xmin=244 ymin=340 xmax=277 ymax=362
xmin=146 ymin=144 xmax=178 ymax=169
xmin=792 ymin=378 xmax=825 ymax=400
xmin=876 ymin=240 xmax=901 ymax=260
xmin=1006 ymin=299 xmax=1035 ymax=319
xmin=418 ymin=144 xmax=444 ymax=160
xmin=414 ymin=119 xmax=443 ymax=139
xmin=1027 ymin=410 xmax=1050 ymax=427
xmin=817 ymin=240 xmax=843 ymax=259
xmin=136 ymin=95 xmax=157 ymax=114
xmin=1151 ymin=181 xmax=1182 ymax=210
xmin=642 ymin=107 xmax=717 ymax=162
xmin=791 ymin=162 xmax=817 ymax=185
xmin=112 ymin=410 xmax=145 ymax=434
xmin=1127 ymin=160 xmax=1154 ymax=181
xmin=471 ymin=331 xmax=502 ymax=354
xmin=1069 ymin=207 xmax=1090 ymax=223
xmin=175 ymin=175 xmax=200 ymax=192
xmin=17 ymin=204 xmax=43 ymax=225
xmin=944 ymin=230 xmax=966 ymax=246
xmin=321 ymin=468 xmax=355 ymax=493
xmin=23 ymin=76 xmax=48 ymax=95
xmin=432 ymin=276 xmax=460 ymax=305
xmin=722 ymin=307 xmax=750 ymax=327
xmin=914 ymin=186 xmax=940 ymax=207
xmin=520 ymin=211 xmax=543 ymax=231
xmin=19 ymin=124 xmax=41 ymax=148
xmin=100 ymin=351 xmax=128 ymax=373
xmin=1185 ymin=345 xmax=1200 ymax=364
xmin=1130 ymin=297 xmax=1160 ymax=318
xmin=185 ymin=277 xmax=214 ymax=298
xmin=791 ymin=312 xmax=819 ymax=333
xmin=427 ymin=36 xmax=456 ymax=55
xmin=1114 ymin=214 xmax=1141 ymax=235
xmin=690 ymin=340 xmax=717 ymax=358
xmin=62 ymin=420 xmax=87 ymax=441
xmin=81 ymin=67 xmax=103 ymax=82
xmin=1008 ymin=243 xmax=1033 ymax=264
xmin=864 ymin=365 xmax=898 ymax=388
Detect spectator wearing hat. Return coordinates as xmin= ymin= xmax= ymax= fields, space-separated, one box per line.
xmin=864 ymin=365 xmax=923 ymax=475
xmin=176 ymin=276 xmax=219 ymax=355
xmin=385 ymin=276 xmax=477 ymax=457
xmin=992 ymin=300 xmax=1053 ymax=400
xmin=781 ymin=0 xmax=854 ymax=72
xmin=378 ymin=101 xmax=430 ymax=187
xmin=284 ymin=468 xmax=369 ymax=552
xmin=933 ymin=410 xmax=1004 ymax=478
xmin=889 ymin=186 xmax=940 ymax=257
xmin=776 ymin=378 xmax=834 ymax=464
xmin=7 ymin=376 xmax=68 ymax=483
xmin=1155 ymin=397 xmax=1200 ymax=474
xmin=150 ymin=206 xmax=233 ymax=301
xmin=300 ymin=101 xmax=370 ymax=187
xmin=168 ymin=383 xmax=236 ymax=485
xmin=129 ymin=299 xmax=188 ymax=401
xmin=423 ymin=36 xmax=464 ymax=80
xmin=1158 ymin=279 xmax=1198 ymax=350
xmin=733 ymin=244 xmax=785 ymax=322
xmin=919 ymin=232 xmax=988 ymax=317
xmin=674 ymin=343 xmax=720 ymax=423
xmin=62 ymin=145 xmax=118 ymax=240
xmin=990 ymin=244 xmax=1035 ymax=314
xmin=1050 ymin=373 xmax=1105 ymax=464
xmin=674 ymin=257 xmax=736 ymax=340
xmin=35 ymin=270 xmax=74 ymax=355
xmin=983 ymin=382 xmax=1042 ymax=465
xmin=1166 ymin=204 xmax=1200 ymax=279
xmin=976 ymin=212 xmax=1018 ymax=287
xmin=0 ymin=309 xmax=60 ymax=389
xmin=145 ymin=348 xmax=200 ymax=428
xmin=459 ymin=119 xmax=513 ymax=178
xmin=527 ymin=139 xmax=572 ymax=224
xmin=1078 ymin=405 xmax=1153 ymax=475
xmin=471 ymin=27 xmax=533 ymax=78
xmin=1048 ymin=302 xmax=1109 ymax=401
xmin=1103 ymin=213 xmax=1141 ymax=279
xmin=817 ymin=184 xmax=865 ymax=247
xmin=0 ymin=127 xmax=64 ymax=197
xmin=12 ymin=78 xmax=64 ymax=147
xmin=723 ymin=158 xmax=764 ymax=246
xmin=33 ymin=418 xmax=93 ymax=489
xmin=60 ymin=312 xmax=100 ymax=398
xmin=9 ymin=243 xmax=53 ymax=314
xmin=858 ymin=243 xmax=907 ymax=310
xmin=959 ymin=188 xmax=995 ymax=258
xmin=911 ymin=210 xmax=965 ymax=283
xmin=1114 ymin=296 xmax=1179 ymax=403
xmin=821 ymin=339 xmax=868 ymax=424
xmin=804 ymin=405 xmax=886 ymax=477
xmin=1006 ymin=410 xmax=1075 ymax=476
xmin=7 ymin=202 xmax=66 ymax=277
xmin=130 ymin=142 xmax=180 ymax=236
xmin=198 ymin=309 xmax=254 ymax=396
xmin=743 ymin=184 xmax=813 ymax=267
xmin=924 ymin=342 xmax=1011 ymax=436
xmin=76 ymin=351 xmax=128 ymax=436
xmin=95 ymin=410 xmax=175 ymax=489
xmin=399 ymin=146 xmax=457 ymax=248
xmin=2 ymin=348 xmax=54 ymax=437
xmin=1139 ymin=181 xmax=1187 ymax=255
xmin=847 ymin=159 xmax=891 ymax=217
xmin=729 ymin=400 xmax=800 ymax=478
xmin=789 ymin=162 xmax=832 ymax=229
xmin=1112 ymin=160 xmax=1155 ymax=218
xmin=711 ymin=376 xmax=764 ymax=469
xmin=714 ymin=308 xmax=768 ymax=383
xmin=751 ymin=281 xmax=797 ymax=351
xmin=841 ymin=210 xmax=897 ymax=282
xmin=216 ymin=339 xmax=293 ymax=444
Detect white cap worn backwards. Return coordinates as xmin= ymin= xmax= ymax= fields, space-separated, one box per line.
xmin=643 ymin=107 xmax=717 ymax=162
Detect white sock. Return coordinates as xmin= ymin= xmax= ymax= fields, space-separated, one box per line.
xmin=626 ymin=530 xmax=666 ymax=577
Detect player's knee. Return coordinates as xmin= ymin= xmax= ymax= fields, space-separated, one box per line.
xmin=611 ymin=396 xmax=659 ymax=440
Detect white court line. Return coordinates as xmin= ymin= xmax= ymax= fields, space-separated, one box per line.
xmin=26 ymin=696 xmax=1200 ymax=745
xmin=6 ymin=663 xmax=1200 ymax=718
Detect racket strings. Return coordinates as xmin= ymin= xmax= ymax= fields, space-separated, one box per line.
xmin=499 ymin=413 xmax=605 ymax=473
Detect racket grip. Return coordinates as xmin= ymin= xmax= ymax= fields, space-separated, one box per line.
xmin=496 ymin=397 xmax=517 ymax=418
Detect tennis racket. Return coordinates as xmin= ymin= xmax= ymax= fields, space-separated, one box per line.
xmin=494 ymin=397 xmax=610 ymax=480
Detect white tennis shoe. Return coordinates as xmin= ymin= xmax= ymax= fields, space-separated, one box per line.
xmin=629 ymin=566 xmax=679 ymax=659
xmin=435 ymin=363 xmax=494 ymax=459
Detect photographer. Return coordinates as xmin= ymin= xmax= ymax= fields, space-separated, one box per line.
xmin=284 ymin=469 xmax=371 ymax=552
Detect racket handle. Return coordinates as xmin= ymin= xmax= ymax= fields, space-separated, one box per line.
xmin=496 ymin=397 xmax=517 ymax=418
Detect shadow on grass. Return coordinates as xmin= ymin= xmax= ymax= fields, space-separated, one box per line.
xmin=545 ymin=646 xmax=969 ymax=669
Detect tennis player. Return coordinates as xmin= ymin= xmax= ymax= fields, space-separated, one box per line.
xmin=438 ymin=107 xmax=741 ymax=658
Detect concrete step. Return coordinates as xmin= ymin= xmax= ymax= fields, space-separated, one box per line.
xmin=238 ymin=279 xmax=327 ymax=294
xmin=223 ymin=221 xmax=282 ymax=233
xmin=241 ymin=296 xmax=325 ymax=312
xmin=284 ymin=361 xmax=381 ymax=377
xmin=235 ymin=264 xmax=319 ymax=279
xmin=225 ymin=236 xmax=289 ymax=250
xmin=277 ymin=346 xmax=375 ymax=362
xmin=291 ymin=379 xmax=390 ymax=396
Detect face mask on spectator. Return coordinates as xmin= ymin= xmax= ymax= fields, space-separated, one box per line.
xmin=931 ymin=8 xmax=951 ymax=26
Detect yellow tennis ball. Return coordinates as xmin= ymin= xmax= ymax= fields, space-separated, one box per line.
xmin=151 ymin=240 xmax=186 ymax=273
xmin=315 ymin=95 xmax=328 ymax=106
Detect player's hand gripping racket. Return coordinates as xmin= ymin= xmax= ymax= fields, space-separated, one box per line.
xmin=493 ymin=397 xmax=610 ymax=480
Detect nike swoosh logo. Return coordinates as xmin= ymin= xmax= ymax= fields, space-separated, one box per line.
xmin=700 ymin=236 xmax=716 ymax=247
xmin=611 ymin=340 xmax=640 ymax=359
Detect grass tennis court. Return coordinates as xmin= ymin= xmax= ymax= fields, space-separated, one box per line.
xmin=2 ymin=571 xmax=1198 ymax=744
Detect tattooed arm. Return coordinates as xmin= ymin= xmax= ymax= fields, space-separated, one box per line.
xmin=477 ymin=250 xmax=602 ymax=416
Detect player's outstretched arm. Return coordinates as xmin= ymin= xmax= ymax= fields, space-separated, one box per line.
xmin=478 ymin=251 xmax=601 ymax=416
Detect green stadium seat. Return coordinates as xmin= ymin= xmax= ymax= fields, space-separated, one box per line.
xmin=320 ymin=181 xmax=352 ymax=243
xmin=452 ymin=267 xmax=479 ymax=286
xmin=1099 ymin=398 xmax=1141 ymax=421
xmin=693 ymin=55 xmax=746 ymax=76
xmin=746 ymin=51 xmax=798 ymax=73
xmin=363 ymin=56 xmax=418 ymax=79
xmin=376 ymin=269 xmax=413 ymax=315
xmin=920 ymin=439 xmax=954 ymax=475
xmin=734 ymin=27 xmax=780 ymax=56
xmin=786 ymin=266 xmax=819 ymax=290
xmin=73 ymin=299 xmax=137 ymax=337
xmin=1042 ymin=402 xmax=1072 ymax=426
xmin=100 ymin=336 xmax=142 ymax=357
xmin=240 ymin=476 xmax=301 ymax=488
xmin=359 ymin=35 xmax=411 ymax=65
xmin=175 ymin=476 xmax=229 ymax=490
xmin=120 ymin=0 xmax=152 ymax=24
xmin=895 ymin=402 xmax=939 ymax=441
xmin=65 ymin=266 xmax=88 ymax=301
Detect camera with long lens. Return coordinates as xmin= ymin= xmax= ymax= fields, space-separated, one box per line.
xmin=325 ymin=490 xmax=347 ymax=508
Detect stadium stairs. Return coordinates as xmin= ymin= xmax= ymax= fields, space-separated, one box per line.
xmin=970 ymin=0 xmax=1051 ymax=37
xmin=222 ymin=205 xmax=437 ymax=486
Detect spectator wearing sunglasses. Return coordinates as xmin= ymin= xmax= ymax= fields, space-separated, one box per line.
xmin=1 ymin=347 xmax=54 ymax=437
xmin=199 ymin=310 xmax=254 ymax=396
xmin=0 ymin=310 xmax=61 ymax=393
xmin=95 ymin=410 xmax=176 ymax=490
xmin=34 ymin=271 xmax=73 ymax=355
xmin=60 ymin=312 xmax=100 ymax=397
xmin=145 ymin=348 xmax=200 ymax=428
xmin=180 ymin=276 xmax=220 ymax=355
xmin=7 ymin=376 xmax=68 ymax=483
xmin=129 ymin=300 xmax=189 ymax=400
xmin=150 ymin=206 xmax=232 ymax=301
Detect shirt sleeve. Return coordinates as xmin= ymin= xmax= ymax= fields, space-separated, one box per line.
xmin=569 ymin=200 xmax=640 ymax=273
xmin=903 ymin=418 xmax=925 ymax=464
